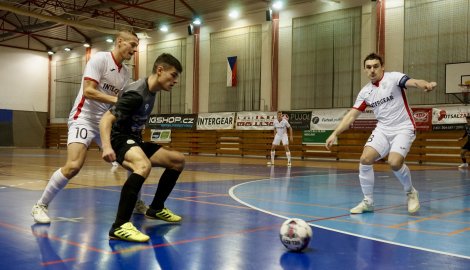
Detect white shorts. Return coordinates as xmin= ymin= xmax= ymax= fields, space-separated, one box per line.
xmin=67 ymin=120 xmax=102 ymax=147
xmin=272 ymin=134 xmax=288 ymax=146
xmin=365 ymin=129 xmax=415 ymax=159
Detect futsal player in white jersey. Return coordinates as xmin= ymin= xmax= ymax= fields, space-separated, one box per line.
xmin=32 ymin=30 xmax=147 ymax=223
xmin=325 ymin=53 xmax=436 ymax=214
xmin=268 ymin=111 xmax=293 ymax=167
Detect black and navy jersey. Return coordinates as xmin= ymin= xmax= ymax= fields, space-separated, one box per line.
xmin=464 ymin=124 xmax=470 ymax=140
xmin=109 ymin=78 xmax=155 ymax=138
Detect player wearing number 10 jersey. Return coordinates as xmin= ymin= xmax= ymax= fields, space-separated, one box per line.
xmin=31 ymin=30 xmax=140 ymax=224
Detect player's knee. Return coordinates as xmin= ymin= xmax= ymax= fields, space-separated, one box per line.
xmin=62 ymin=162 xmax=82 ymax=178
xmin=133 ymin=160 xmax=152 ymax=177
xmin=172 ymin=152 xmax=185 ymax=171
xmin=388 ymin=160 xmax=404 ymax=171
xmin=359 ymin=156 xmax=374 ymax=165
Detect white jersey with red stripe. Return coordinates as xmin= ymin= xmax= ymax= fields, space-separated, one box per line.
xmin=68 ymin=52 xmax=130 ymax=126
xmin=274 ymin=118 xmax=291 ymax=136
xmin=353 ymin=71 xmax=415 ymax=132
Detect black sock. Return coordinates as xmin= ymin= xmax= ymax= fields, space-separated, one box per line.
xmin=150 ymin=169 xmax=181 ymax=211
xmin=112 ymin=173 xmax=146 ymax=229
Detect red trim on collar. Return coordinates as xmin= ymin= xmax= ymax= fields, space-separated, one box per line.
xmin=372 ymin=74 xmax=384 ymax=87
xmin=110 ymin=52 xmax=123 ymax=72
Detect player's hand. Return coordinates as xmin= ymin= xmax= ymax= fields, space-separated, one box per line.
xmin=424 ymin=82 xmax=437 ymax=92
xmin=102 ymin=147 xmax=116 ymax=163
xmin=325 ymin=134 xmax=336 ymax=150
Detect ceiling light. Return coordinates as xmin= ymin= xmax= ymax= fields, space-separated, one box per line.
xmin=47 ymin=50 xmax=54 ymax=55
xmin=64 ymin=47 xmax=71 ymax=52
xmin=159 ymin=25 xmax=169 ymax=32
xmin=229 ymin=10 xmax=239 ymax=19
xmin=83 ymin=43 xmax=90 ymax=48
xmin=272 ymin=1 xmax=284 ymax=10
xmin=192 ymin=17 xmax=202 ymax=25
xmin=106 ymin=38 xmax=113 ymax=43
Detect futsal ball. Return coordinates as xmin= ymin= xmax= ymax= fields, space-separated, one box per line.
xmin=279 ymin=218 xmax=312 ymax=252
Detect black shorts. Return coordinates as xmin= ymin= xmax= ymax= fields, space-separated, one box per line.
xmin=111 ymin=134 xmax=162 ymax=164
xmin=463 ymin=141 xmax=470 ymax=151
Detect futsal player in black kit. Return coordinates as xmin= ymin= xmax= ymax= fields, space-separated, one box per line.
xmin=100 ymin=53 xmax=184 ymax=242
xmin=458 ymin=115 xmax=470 ymax=169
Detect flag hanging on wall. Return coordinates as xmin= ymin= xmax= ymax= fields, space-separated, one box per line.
xmin=227 ymin=56 xmax=237 ymax=87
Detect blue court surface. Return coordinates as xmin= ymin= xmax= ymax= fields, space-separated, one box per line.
xmin=0 ymin=148 xmax=469 ymax=269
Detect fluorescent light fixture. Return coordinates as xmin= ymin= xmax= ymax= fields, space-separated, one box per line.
xmin=83 ymin=43 xmax=90 ymax=48
xmin=64 ymin=47 xmax=71 ymax=52
xmin=47 ymin=50 xmax=54 ymax=55
xmin=106 ymin=38 xmax=113 ymax=43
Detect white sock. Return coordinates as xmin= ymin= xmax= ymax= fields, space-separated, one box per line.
xmin=359 ymin=164 xmax=375 ymax=204
xmin=271 ymin=151 xmax=275 ymax=164
xmin=393 ymin=164 xmax=412 ymax=192
xmin=286 ymin=151 xmax=291 ymax=163
xmin=37 ymin=168 xmax=69 ymax=206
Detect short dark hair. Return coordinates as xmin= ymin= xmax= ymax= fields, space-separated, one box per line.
xmin=152 ymin=53 xmax=183 ymax=74
xmin=363 ymin=53 xmax=383 ymax=67
xmin=466 ymin=115 xmax=470 ymax=119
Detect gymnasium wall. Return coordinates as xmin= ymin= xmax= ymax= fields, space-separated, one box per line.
xmin=0 ymin=47 xmax=49 ymax=147
xmin=0 ymin=0 xmax=407 ymax=147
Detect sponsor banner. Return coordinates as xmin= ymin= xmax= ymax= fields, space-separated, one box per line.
xmin=432 ymin=123 xmax=465 ymax=131
xmin=412 ymin=108 xmax=432 ymax=131
xmin=235 ymin=111 xmax=276 ymax=130
xmin=350 ymin=107 xmax=432 ymax=131
xmin=310 ymin=109 xmax=348 ymax=131
xmin=283 ymin=111 xmax=312 ymax=130
xmin=302 ymin=130 xmax=333 ymax=144
xmin=351 ymin=108 xmax=377 ymax=130
xmin=150 ymin=129 xmax=171 ymax=142
xmin=197 ymin=112 xmax=235 ymax=130
xmin=432 ymin=106 xmax=470 ymax=130
xmin=147 ymin=114 xmax=197 ymax=129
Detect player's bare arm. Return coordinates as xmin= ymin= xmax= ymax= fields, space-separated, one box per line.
xmin=83 ymin=80 xmax=119 ymax=104
xmin=99 ymin=111 xmax=117 ymax=162
xmin=325 ymin=109 xmax=361 ymax=150
xmin=405 ymin=79 xmax=437 ymax=92
xmin=289 ymin=126 xmax=293 ymax=143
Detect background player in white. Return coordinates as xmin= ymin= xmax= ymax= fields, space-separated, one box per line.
xmin=325 ymin=53 xmax=436 ymax=214
xmin=268 ymin=111 xmax=293 ymax=167
xmin=31 ymin=30 xmax=146 ymax=223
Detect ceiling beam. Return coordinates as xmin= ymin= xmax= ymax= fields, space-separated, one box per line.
xmin=0 ymin=1 xmax=118 ymax=35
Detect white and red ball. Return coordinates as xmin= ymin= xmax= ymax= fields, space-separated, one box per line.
xmin=279 ymin=218 xmax=312 ymax=251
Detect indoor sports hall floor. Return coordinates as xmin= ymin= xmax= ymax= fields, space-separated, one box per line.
xmin=1 ymin=147 xmax=469 ymax=270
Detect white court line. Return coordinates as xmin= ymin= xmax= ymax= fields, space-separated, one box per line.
xmin=228 ymin=176 xmax=470 ymax=260
xmin=0 ymin=180 xmax=43 ymax=190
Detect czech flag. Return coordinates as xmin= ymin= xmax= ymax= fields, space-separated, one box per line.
xmin=227 ymin=56 xmax=237 ymax=87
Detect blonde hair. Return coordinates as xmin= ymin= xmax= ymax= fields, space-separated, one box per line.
xmin=115 ymin=29 xmax=138 ymax=41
